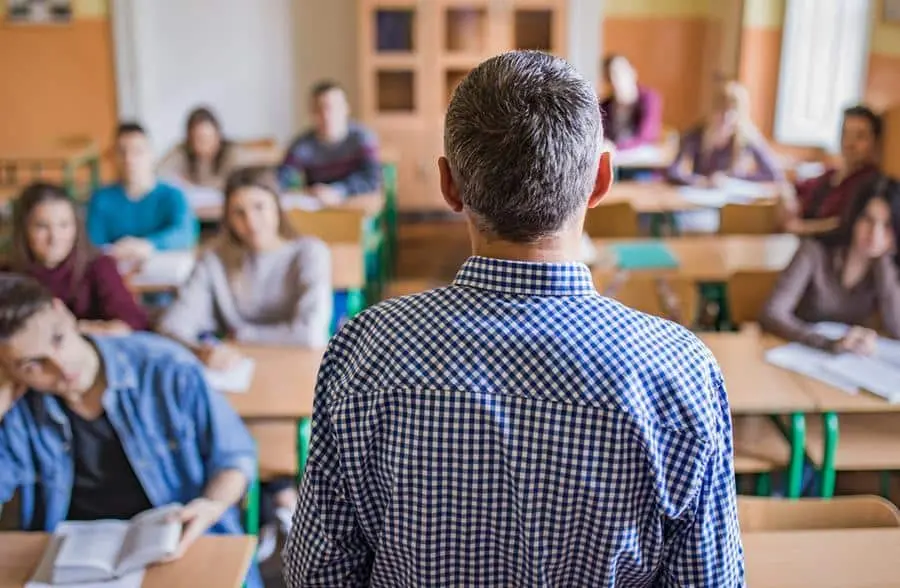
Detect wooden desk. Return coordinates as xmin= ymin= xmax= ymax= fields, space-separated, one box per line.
xmin=743 ymin=528 xmax=900 ymax=587
xmin=598 ymin=181 xmax=780 ymax=214
xmin=225 ymin=344 xmax=323 ymax=420
xmin=592 ymin=234 xmax=800 ymax=282
xmin=0 ymin=532 xmax=255 ymax=588
xmin=195 ymin=190 xmax=385 ymax=225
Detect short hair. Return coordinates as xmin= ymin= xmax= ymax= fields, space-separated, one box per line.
xmin=311 ymin=80 xmax=344 ymax=99
xmin=116 ymin=121 xmax=147 ymax=139
xmin=0 ymin=274 xmax=54 ymax=341
xmin=444 ymin=51 xmax=603 ymax=243
xmin=221 ymin=166 xmax=297 ymax=245
xmin=843 ymin=105 xmax=883 ymax=141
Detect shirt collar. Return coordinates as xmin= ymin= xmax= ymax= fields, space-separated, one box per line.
xmin=453 ymin=256 xmax=596 ymax=297
xmin=91 ymin=336 xmax=138 ymax=393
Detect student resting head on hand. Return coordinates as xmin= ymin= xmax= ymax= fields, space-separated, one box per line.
xmin=761 ymin=177 xmax=900 ymax=353
xmin=0 ymin=275 xmax=262 ymax=587
xmin=158 ymin=106 xmax=237 ymax=190
xmin=9 ymin=182 xmax=149 ymax=336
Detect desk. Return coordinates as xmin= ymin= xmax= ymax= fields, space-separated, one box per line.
xmin=0 ymin=533 xmax=255 ymax=588
xmin=592 ymin=234 xmax=800 ymax=282
xmin=598 ymin=181 xmax=780 ymax=214
xmin=194 ymin=190 xmax=384 ymax=224
xmin=743 ymin=528 xmax=900 ymax=587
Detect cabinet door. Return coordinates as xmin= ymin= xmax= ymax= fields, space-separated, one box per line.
xmin=377 ymin=127 xmax=447 ymax=212
xmin=495 ymin=0 xmax=567 ymax=57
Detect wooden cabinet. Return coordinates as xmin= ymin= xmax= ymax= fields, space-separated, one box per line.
xmin=359 ymin=0 xmax=569 ymax=212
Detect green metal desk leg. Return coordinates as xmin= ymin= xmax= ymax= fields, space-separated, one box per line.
xmin=787 ymin=413 xmax=806 ymax=499
xmin=244 ymin=474 xmax=260 ymax=536
xmin=821 ymin=412 xmax=840 ymax=498
xmin=297 ymin=417 xmax=312 ymax=484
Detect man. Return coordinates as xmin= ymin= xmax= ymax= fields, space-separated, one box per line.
xmin=87 ymin=122 xmax=198 ymax=263
xmin=0 ymin=275 xmax=261 ymax=587
xmin=279 ymin=81 xmax=381 ymax=205
xmin=284 ymin=52 xmax=743 ymax=586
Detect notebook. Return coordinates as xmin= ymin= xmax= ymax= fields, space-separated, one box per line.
xmin=204 ymin=357 xmax=256 ymax=394
xmin=28 ymin=504 xmax=181 ymax=586
xmin=608 ymin=242 xmax=678 ymax=270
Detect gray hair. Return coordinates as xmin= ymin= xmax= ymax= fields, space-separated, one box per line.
xmin=444 ymin=51 xmax=603 ymax=243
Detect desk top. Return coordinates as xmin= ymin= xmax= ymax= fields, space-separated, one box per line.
xmin=195 ymin=191 xmax=384 ymax=223
xmin=592 ymin=234 xmax=800 ymax=281
xmin=225 ymin=344 xmax=325 ymax=419
xmin=0 ymin=533 xmax=255 ymax=588
xmin=599 ymin=181 xmax=780 ymax=214
xmin=743 ymin=528 xmax=900 ymax=588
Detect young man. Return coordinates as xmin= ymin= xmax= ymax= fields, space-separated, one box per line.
xmin=0 ymin=275 xmax=261 ymax=587
xmin=284 ymin=52 xmax=743 ymax=586
xmin=279 ymin=81 xmax=381 ymax=205
xmin=87 ymin=122 xmax=198 ymax=263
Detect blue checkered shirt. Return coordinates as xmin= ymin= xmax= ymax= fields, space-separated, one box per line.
xmin=284 ymin=256 xmax=744 ymax=587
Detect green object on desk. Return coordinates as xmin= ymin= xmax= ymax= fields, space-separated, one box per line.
xmin=609 ymin=242 xmax=678 ymax=270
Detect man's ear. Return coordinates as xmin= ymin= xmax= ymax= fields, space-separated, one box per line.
xmin=438 ymin=157 xmax=464 ymax=213
xmin=587 ymin=152 xmax=613 ymax=209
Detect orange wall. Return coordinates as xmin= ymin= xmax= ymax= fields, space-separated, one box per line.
xmin=0 ymin=4 xmax=117 ymax=159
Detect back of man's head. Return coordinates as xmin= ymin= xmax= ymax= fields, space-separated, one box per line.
xmin=444 ymin=51 xmax=603 ymax=243
xmin=0 ymin=274 xmax=54 ymax=341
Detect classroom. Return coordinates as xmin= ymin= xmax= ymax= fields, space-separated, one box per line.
xmin=1 ymin=0 xmax=900 ymax=586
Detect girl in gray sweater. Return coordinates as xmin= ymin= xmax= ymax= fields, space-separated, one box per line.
xmin=158 ymin=166 xmax=332 ymax=558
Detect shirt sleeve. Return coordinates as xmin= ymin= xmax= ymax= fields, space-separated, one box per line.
xmin=759 ymin=240 xmax=835 ymax=349
xmin=90 ymin=256 xmax=150 ymax=330
xmin=666 ymin=131 xmax=702 ymax=186
xmin=874 ymin=256 xmax=900 ymax=339
xmin=0 ymin=406 xmax=29 ymax=505
xmin=328 ymin=129 xmax=383 ymax=197
xmin=657 ymin=367 xmax=744 ymax=587
xmin=141 ymin=187 xmax=199 ymax=251
xmin=283 ymin=346 xmax=373 ymax=587
xmin=86 ymin=191 xmax=112 ymax=247
xmin=235 ymin=241 xmax=333 ymax=346
xmin=735 ymin=139 xmax=783 ymax=182
xmin=158 ymin=256 xmax=220 ymax=345
xmin=617 ymin=89 xmax=663 ymax=150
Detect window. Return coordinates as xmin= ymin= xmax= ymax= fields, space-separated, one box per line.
xmin=774 ymin=0 xmax=872 ymax=150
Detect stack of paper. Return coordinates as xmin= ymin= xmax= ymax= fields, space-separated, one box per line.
xmin=204 ymin=357 xmax=256 ymax=394
xmin=127 ymin=252 xmax=196 ymax=289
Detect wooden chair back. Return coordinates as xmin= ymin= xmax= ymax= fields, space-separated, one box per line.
xmin=286 ymin=208 xmax=367 ymax=244
xmin=597 ymin=272 xmax=698 ymax=327
xmin=719 ymin=202 xmax=781 ymax=235
xmin=726 ymin=270 xmax=781 ymax=326
xmin=739 ymin=496 xmax=900 ymax=532
xmin=583 ymin=202 xmax=639 ymax=238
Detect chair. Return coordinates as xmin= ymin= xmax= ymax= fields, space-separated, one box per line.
xmin=726 ymin=270 xmax=781 ymax=327
xmin=285 ymin=208 xmax=367 ymax=243
xmin=719 ymin=202 xmax=781 ymax=235
xmin=732 ymin=416 xmax=791 ymax=495
xmin=597 ymin=272 xmax=699 ymax=327
xmin=739 ymin=495 xmax=900 ymax=532
xmin=236 ymin=137 xmax=281 ymax=168
xmin=583 ymin=202 xmax=639 ymax=238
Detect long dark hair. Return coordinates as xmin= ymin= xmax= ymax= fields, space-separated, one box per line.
xmin=818 ymin=175 xmax=900 ymax=268
xmin=185 ymin=107 xmax=233 ymax=183
xmin=10 ymin=182 xmax=98 ymax=283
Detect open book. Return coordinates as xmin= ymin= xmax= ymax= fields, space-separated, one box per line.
xmin=31 ymin=504 xmax=182 ymax=586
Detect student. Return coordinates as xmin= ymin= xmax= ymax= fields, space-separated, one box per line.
xmin=667 ymin=81 xmax=781 ymax=186
xmin=788 ymin=105 xmax=883 ymax=227
xmin=279 ymin=81 xmax=381 ymax=204
xmin=284 ymin=51 xmax=742 ymax=586
xmin=87 ymin=122 xmax=198 ymax=262
xmin=760 ymin=178 xmax=900 ymax=351
xmin=158 ymin=107 xmax=238 ymax=190
xmin=0 ymin=275 xmax=262 ymax=587
xmin=599 ymin=54 xmax=662 ymax=151
xmin=8 ymin=182 xmax=149 ymax=335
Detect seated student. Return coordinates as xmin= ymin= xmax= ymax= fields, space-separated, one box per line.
xmin=760 ymin=178 xmax=900 ymax=351
xmin=599 ymin=54 xmax=662 ymax=151
xmin=87 ymin=122 xmax=198 ymax=263
xmin=0 ymin=275 xmax=262 ymax=587
xmin=787 ymin=105 xmax=883 ymax=229
xmin=158 ymin=106 xmax=238 ymax=190
xmin=667 ymin=80 xmax=781 ymax=187
xmin=8 ymin=182 xmax=149 ymax=335
xmin=279 ymin=81 xmax=381 ymax=204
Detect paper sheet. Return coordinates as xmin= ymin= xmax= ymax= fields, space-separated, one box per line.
xmin=823 ymin=355 xmax=900 ymax=403
xmin=204 ymin=358 xmax=256 ymax=393
xmin=127 ymin=252 xmax=196 ymax=289
xmin=764 ymin=343 xmax=859 ymax=393
xmin=614 ymin=145 xmax=668 ymax=168
xmin=677 ymin=187 xmax=730 ymax=208
xmin=281 ymin=192 xmax=322 ymax=211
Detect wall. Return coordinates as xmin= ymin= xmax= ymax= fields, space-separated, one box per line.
xmin=867 ymin=0 xmax=900 ymax=111
xmin=0 ymin=0 xmax=117 ymax=153
xmin=601 ymin=0 xmax=720 ymax=131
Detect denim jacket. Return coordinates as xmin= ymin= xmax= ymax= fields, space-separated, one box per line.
xmin=0 ymin=332 xmax=257 ymax=535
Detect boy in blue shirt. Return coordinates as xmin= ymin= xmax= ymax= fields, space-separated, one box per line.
xmin=0 ymin=275 xmax=261 ymax=586
xmin=87 ymin=122 xmax=198 ymax=262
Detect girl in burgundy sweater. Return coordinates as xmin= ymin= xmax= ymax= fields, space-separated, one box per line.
xmin=9 ymin=183 xmax=149 ymax=334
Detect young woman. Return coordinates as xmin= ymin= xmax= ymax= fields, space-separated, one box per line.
xmin=760 ymin=178 xmax=900 ymax=352
xmin=667 ymin=81 xmax=782 ymax=187
xmin=157 ymin=166 xmax=332 ymax=557
xmin=158 ymin=107 xmax=238 ymax=189
xmin=9 ymin=182 xmax=150 ymax=334
xmin=599 ymin=54 xmax=662 ymax=151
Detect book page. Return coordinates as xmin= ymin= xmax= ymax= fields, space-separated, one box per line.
xmin=204 ymin=357 xmax=256 ymax=393
xmin=128 ymin=252 xmax=196 ymax=289
xmin=116 ymin=504 xmax=183 ymax=576
xmin=765 ymin=343 xmax=859 ymax=393
xmin=51 ymin=521 xmax=129 ymax=584
xmin=823 ymin=355 xmax=900 ymax=403
xmin=29 ymin=534 xmax=143 ymax=588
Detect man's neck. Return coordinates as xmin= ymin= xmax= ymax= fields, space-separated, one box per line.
xmin=123 ymin=177 xmax=155 ymax=199
xmin=62 ymin=340 xmax=104 ymax=410
xmin=470 ymin=227 xmax=583 ymax=264
xmin=317 ymin=126 xmax=349 ymax=145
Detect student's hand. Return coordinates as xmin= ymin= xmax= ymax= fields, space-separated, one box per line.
xmin=832 ymin=326 xmax=878 ymax=356
xmin=111 ymin=237 xmax=154 ymax=263
xmin=165 ymin=498 xmax=229 ymax=561
xmin=0 ymin=371 xmax=26 ymax=419
xmin=196 ymin=343 xmax=243 ymax=371
xmin=78 ymin=319 xmax=133 ymax=336
xmin=708 ymin=172 xmax=729 ymax=189
xmin=309 ymin=184 xmax=346 ymax=206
